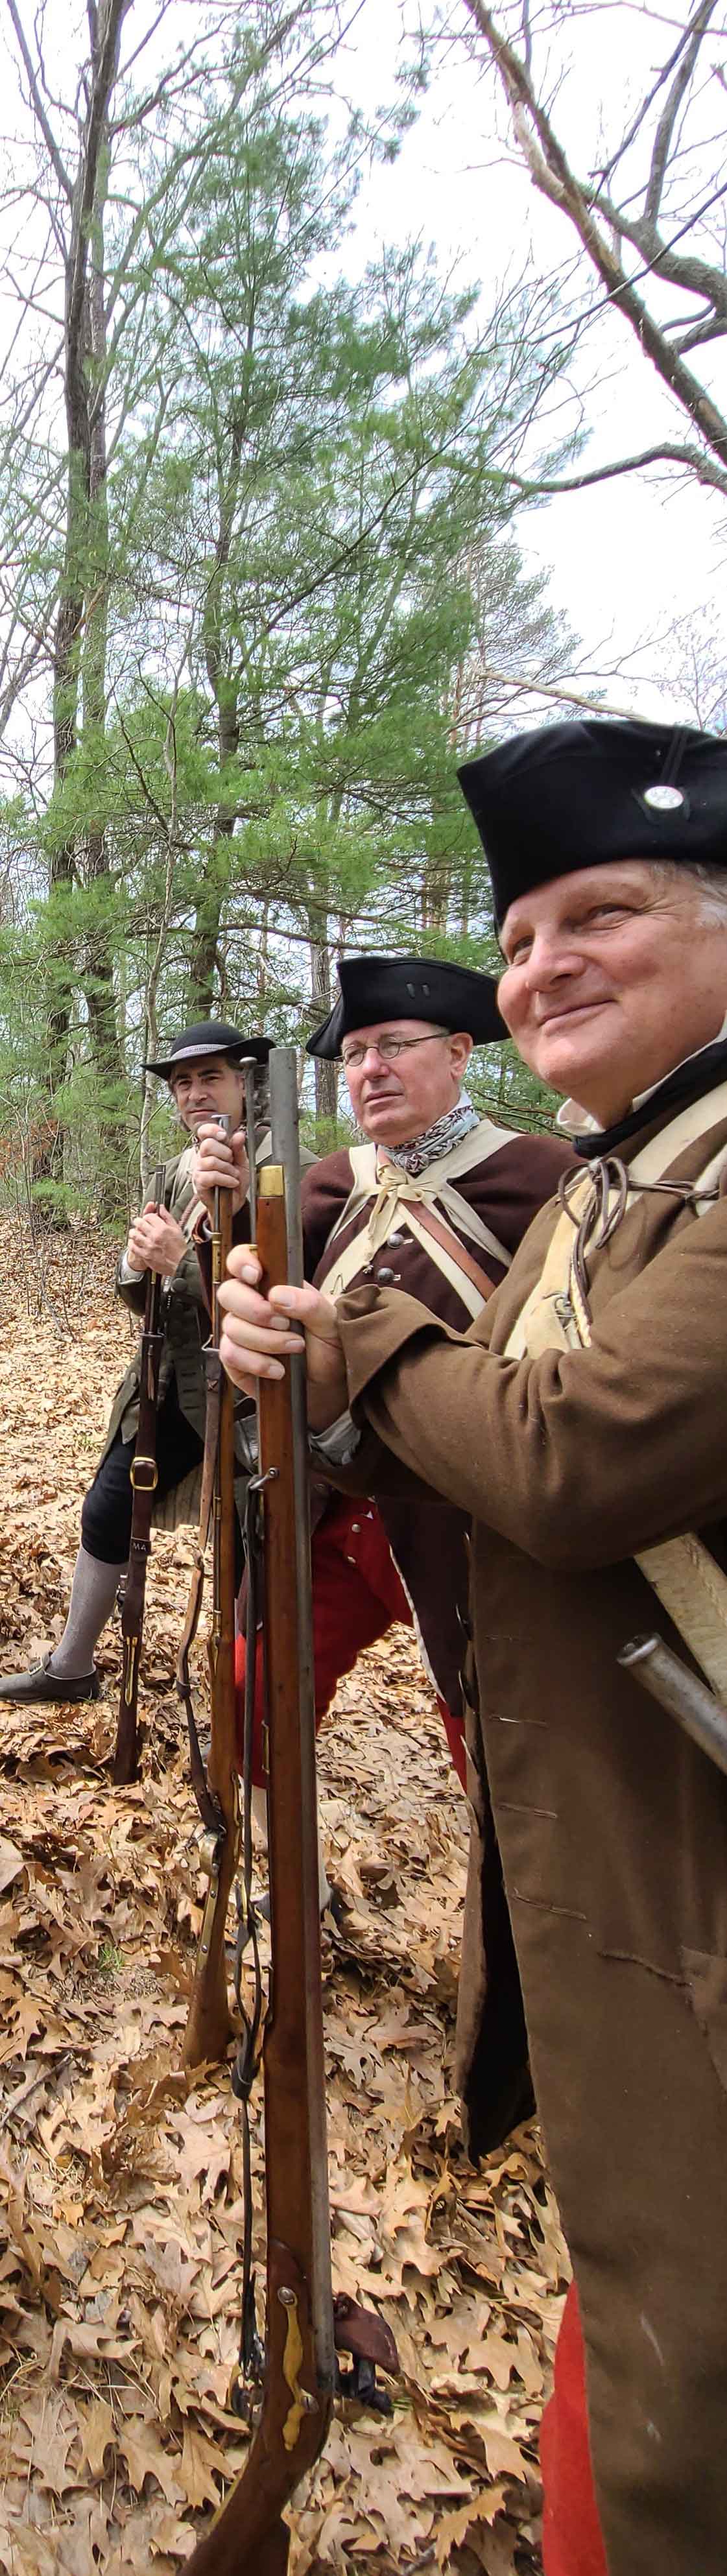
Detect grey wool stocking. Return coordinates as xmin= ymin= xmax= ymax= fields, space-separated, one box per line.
xmin=49 ymin=1546 xmax=127 ymax=1680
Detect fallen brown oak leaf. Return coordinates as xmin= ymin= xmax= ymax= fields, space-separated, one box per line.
xmin=0 ymin=1219 xmax=565 ymax=2574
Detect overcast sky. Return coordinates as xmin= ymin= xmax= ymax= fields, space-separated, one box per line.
xmin=336 ymin=0 xmax=726 ymax=724
xmin=1 ymin=0 xmax=723 ymax=728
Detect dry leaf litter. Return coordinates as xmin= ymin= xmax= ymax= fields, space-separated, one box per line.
xmin=0 ymin=1219 xmax=567 ymax=2573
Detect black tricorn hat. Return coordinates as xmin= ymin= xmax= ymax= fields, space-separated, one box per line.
xmin=143 ymin=1020 xmax=273 ymax=1079
xmin=458 ymin=716 xmax=727 ymax=928
xmin=306 ymin=953 xmax=505 ymax=1059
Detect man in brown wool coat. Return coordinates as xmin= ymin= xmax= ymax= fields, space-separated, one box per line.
xmin=216 ymin=714 xmax=727 ymax=2576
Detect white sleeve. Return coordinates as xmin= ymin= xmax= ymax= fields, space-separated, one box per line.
xmin=310 ymin=1411 xmax=361 ymax=1466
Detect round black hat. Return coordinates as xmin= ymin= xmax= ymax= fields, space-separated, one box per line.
xmin=458 ymin=716 xmax=727 ymax=928
xmin=143 ymin=1020 xmax=273 ymax=1079
xmin=306 ymin=953 xmax=505 ymax=1059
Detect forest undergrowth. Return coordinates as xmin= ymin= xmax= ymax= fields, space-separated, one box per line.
xmin=0 ymin=1221 xmax=566 ymax=2571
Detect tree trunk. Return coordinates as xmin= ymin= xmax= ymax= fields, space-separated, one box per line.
xmin=309 ymin=919 xmax=337 ymax=1128
xmin=189 ymin=406 xmax=247 ymax=1017
xmin=82 ymin=146 xmax=126 ymax=1219
xmin=34 ymin=0 xmax=129 ymax=1222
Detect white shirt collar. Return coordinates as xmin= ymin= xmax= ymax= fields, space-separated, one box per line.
xmin=555 ymin=1008 xmax=727 ymax=1138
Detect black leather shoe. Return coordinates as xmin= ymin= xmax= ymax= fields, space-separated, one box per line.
xmin=0 ymin=1654 xmax=101 ymax=1705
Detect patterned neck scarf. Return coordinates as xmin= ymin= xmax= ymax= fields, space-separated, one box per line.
xmin=377 ymin=1090 xmax=480 ymax=1178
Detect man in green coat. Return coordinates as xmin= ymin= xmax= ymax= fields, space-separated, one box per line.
xmin=0 ymin=1021 xmax=270 ymax=1706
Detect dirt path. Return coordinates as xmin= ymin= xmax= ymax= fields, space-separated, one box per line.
xmin=0 ymin=1223 xmax=565 ymax=2573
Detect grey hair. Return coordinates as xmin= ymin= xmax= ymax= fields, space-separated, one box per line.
xmin=656 ymin=861 xmax=727 ymax=925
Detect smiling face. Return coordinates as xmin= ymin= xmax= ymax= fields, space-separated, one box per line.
xmin=497 ymin=862 xmax=727 ymax=1125
xmin=341 ymin=1019 xmax=473 ymax=1147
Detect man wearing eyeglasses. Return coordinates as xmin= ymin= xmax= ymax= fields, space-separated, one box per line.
xmin=195 ymin=953 xmax=571 ymax=2140
xmin=289 ymin=955 xmax=571 ymax=1801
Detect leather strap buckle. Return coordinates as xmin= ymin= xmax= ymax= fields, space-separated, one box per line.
xmin=197 ymin=1829 xmax=223 ymax=1964
xmin=130 ymin=1454 xmax=159 ymax=1492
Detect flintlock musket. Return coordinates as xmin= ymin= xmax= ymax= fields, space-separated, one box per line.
xmin=184 ymin=1045 xmax=335 ymax=2572
xmin=178 ymin=1110 xmax=240 ymax=2068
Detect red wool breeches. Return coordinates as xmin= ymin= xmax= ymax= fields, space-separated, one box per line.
xmin=234 ymin=1495 xmax=466 ymax=1788
xmin=540 ymin=2281 xmax=608 ymax=2576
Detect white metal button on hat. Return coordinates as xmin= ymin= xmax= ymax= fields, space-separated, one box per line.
xmin=642 ymin=783 xmax=685 ymax=811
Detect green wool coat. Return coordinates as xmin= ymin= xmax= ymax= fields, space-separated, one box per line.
xmin=106 ymin=1143 xmax=208 ymax=1461
xmin=108 ymin=1134 xmax=316 ymax=1529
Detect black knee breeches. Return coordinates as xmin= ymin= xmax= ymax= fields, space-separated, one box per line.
xmin=81 ymin=1382 xmax=204 ymax=1564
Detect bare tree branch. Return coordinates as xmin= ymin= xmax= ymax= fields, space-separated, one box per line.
xmin=461 ymin=0 xmax=727 ymax=486
xmin=643 ymin=0 xmax=717 ymax=226
xmin=5 ymin=0 xmax=72 ymax=214
xmin=597 ymin=8 xmax=705 ymax=185
xmin=581 ymin=185 xmax=727 ymax=323
xmin=494 ymin=438 xmax=727 ymax=497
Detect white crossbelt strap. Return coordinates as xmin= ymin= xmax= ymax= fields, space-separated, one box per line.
xmin=318 ymin=1121 xmax=515 ymax=1319
xmin=503 ymin=1084 xmax=727 ymax=1699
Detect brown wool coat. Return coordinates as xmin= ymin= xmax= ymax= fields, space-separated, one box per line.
xmin=298 ymin=1125 xmax=574 ymax=2149
xmin=300 ymin=1124 xmax=572 ymax=1720
xmin=335 ymin=1091 xmax=727 ymax=2576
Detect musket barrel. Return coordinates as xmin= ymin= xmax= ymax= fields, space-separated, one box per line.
xmin=182 ymin=1107 xmax=239 ymax=2071
xmin=259 ymin=1045 xmax=334 ymax=2395
xmin=618 ymin=1632 xmax=727 ymax=1778
xmin=243 ymin=1058 xmax=259 ymax=1240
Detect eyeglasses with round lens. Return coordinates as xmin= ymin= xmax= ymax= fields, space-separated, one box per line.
xmin=340 ymin=1030 xmax=447 ymax=1073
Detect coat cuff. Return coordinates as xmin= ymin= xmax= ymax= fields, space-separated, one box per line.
xmin=338 ymin=1282 xmax=451 ymax=1411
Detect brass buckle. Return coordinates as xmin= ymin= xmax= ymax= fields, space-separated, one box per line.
xmin=197 ymin=1829 xmax=222 ymax=1963
xmin=130 ymin=1455 xmax=159 ymax=1492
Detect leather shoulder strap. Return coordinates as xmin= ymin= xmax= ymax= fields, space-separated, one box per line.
xmin=412 ymin=1202 xmax=499 ymax=1304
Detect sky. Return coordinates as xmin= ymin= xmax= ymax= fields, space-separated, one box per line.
xmin=0 ymin=0 xmax=722 ymax=733
xmin=333 ymin=0 xmax=726 ymax=723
